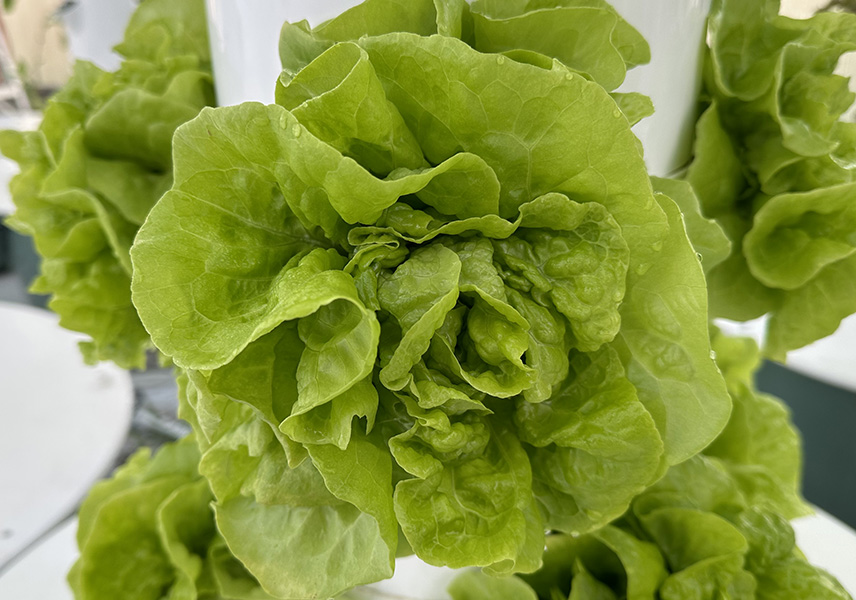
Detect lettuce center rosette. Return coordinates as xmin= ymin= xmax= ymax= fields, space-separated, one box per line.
xmin=131 ymin=5 xmax=731 ymax=599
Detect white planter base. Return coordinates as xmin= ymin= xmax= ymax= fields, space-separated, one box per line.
xmin=60 ymin=0 xmax=137 ymax=70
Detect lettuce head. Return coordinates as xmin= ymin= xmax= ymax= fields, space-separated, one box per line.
xmin=685 ymin=0 xmax=856 ymax=360
xmin=0 ymin=0 xmax=214 ymax=369
xmin=69 ymin=435 xmax=276 ymax=600
xmin=131 ymin=1 xmax=733 ymax=597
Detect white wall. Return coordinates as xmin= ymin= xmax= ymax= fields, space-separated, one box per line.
xmin=2 ymin=0 xmax=71 ymax=90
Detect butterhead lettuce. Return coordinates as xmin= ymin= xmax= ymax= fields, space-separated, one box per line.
xmin=0 ymin=0 xmax=213 ymax=368
xmin=450 ymin=458 xmax=846 ymax=600
xmin=69 ymin=435 xmax=276 ymax=600
xmin=685 ymin=0 xmax=856 ymax=359
xmin=130 ymin=2 xmax=733 ymax=597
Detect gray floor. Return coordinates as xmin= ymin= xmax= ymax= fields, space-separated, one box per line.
xmin=0 ymin=272 xmax=28 ymax=304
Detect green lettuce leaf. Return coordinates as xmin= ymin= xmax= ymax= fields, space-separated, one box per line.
xmin=631 ymin=457 xmax=849 ymax=600
xmin=707 ymin=332 xmax=810 ymax=518
xmin=612 ymin=193 xmax=730 ymax=464
xmin=743 ymin=183 xmax=856 ymax=290
xmin=468 ymin=0 xmax=649 ymax=91
xmin=449 ymin=570 xmax=538 ymax=600
xmin=194 ymin=396 xmax=397 ymax=600
xmin=766 ymin=253 xmax=856 ymax=360
xmin=393 ymin=414 xmax=544 ymax=573
xmin=650 ymin=176 xmax=731 ymax=273
xmin=448 ymin=327 xmax=843 ymax=599
xmin=278 ymin=0 xmax=648 ymax=93
xmin=517 ymin=345 xmax=663 ymax=535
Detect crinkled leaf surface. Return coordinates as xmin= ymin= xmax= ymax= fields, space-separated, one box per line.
xmin=517 ymin=346 xmax=663 ymax=534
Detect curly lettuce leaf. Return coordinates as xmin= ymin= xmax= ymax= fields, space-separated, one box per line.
xmin=469 ymin=0 xmax=648 ymax=91
xmin=684 ymin=101 xmax=747 ymax=219
xmin=449 ymin=570 xmax=538 ymax=600
xmin=517 ymin=346 xmax=663 ymax=535
xmin=613 ymin=193 xmax=730 ymax=463
xmin=193 ymin=397 xmax=397 ymax=600
xmin=765 ymin=253 xmax=856 ymax=360
xmin=278 ymin=0 xmax=648 ymax=93
xmin=392 ymin=413 xmax=544 ymax=574
xmin=449 ymin=327 xmax=841 ymax=600
xmin=453 ymin=523 xmax=667 ymax=600
xmin=358 ymin=34 xmax=728 ymax=462
xmin=631 ymin=457 xmax=849 ymax=600
xmin=378 ymin=244 xmax=463 ymax=390
xmin=650 ymin=176 xmax=731 ymax=273
xmin=743 ymin=183 xmax=856 ymax=290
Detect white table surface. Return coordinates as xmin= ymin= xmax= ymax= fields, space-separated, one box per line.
xmin=794 ymin=507 xmax=856 ymax=592
xmin=3 ymin=510 xmax=852 ymax=600
xmin=0 ymin=302 xmax=133 ymax=569
xmin=0 ymin=519 xmax=77 ymax=599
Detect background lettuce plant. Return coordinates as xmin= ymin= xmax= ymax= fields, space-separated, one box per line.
xmin=130 ymin=1 xmax=736 ymax=597
xmin=684 ymin=0 xmax=856 ymax=359
xmin=69 ymin=435 xmax=276 ymax=600
xmin=0 ymin=0 xmax=213 ymax=369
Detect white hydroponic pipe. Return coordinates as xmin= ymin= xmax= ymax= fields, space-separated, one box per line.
xmin=205 ymin=0 xmax=711 ymax=176
xmin=59 ymin=0 xmax=138 ymax=71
